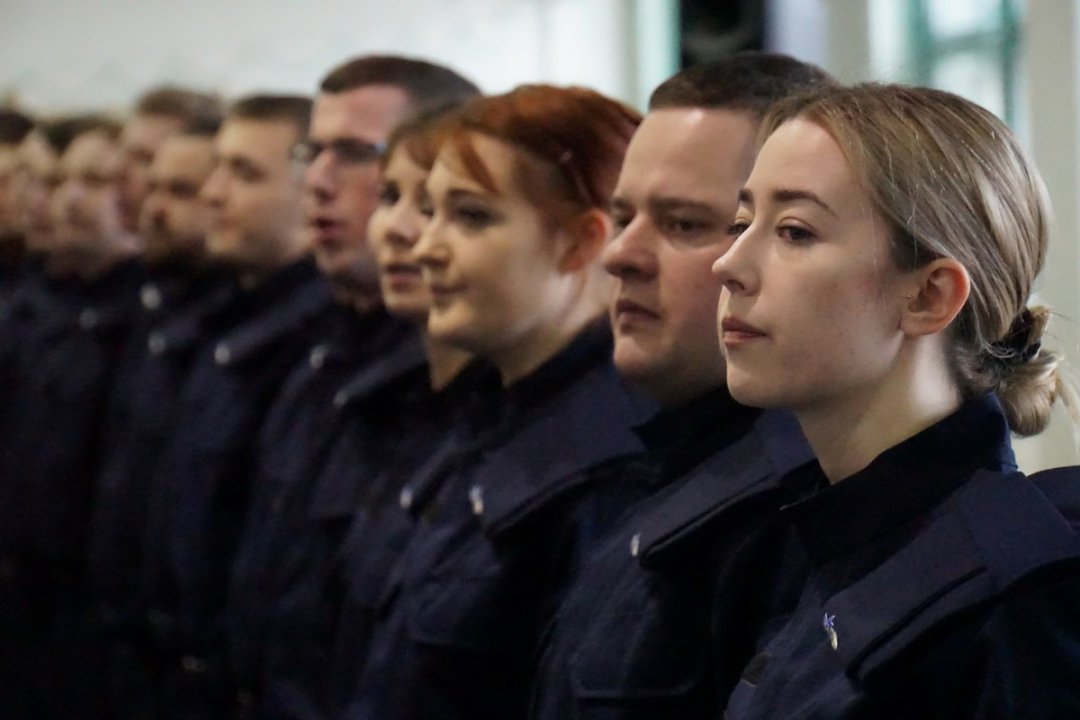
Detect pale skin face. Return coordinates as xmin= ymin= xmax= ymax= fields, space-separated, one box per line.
xmin=139 ymin=135 xmax=215 ymax=265
xmin=368 ymin=146 xmax=433 ymax=322
xmin=200 ymin=118 xmax=306 ymax=276
xmin=714 ymin=117 xmax=967 ymax=481
xmin=118 ymin=113 xmax=185 ymax=233
xmin=369 ymin=143 xmax=475 ymax=390
xmin=304 ymin=85 xmax=413 ymax=302
xmin=413 ymin=134 xmax=606 ymax=385
xmin=15 ymin=131 xmax=59 ymax=254
xmin=605 ymin=108 xmax=757 ymax=407
xmin=50 ymin=130 xmax=127 ymax=259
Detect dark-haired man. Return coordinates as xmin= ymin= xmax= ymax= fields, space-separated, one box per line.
xmin=139 ymin=95 xmax=333 ymax=719
xmin=0 ymin=116 xmax=145 ymax=719
xmin=118 ymin=86 xmax=223 ymax=234
xmin=88 ymin=121 xmax=239 ymax=720
xmin=528 ymin=53 xmax=833 ymax=720
xmin=225 ymin=54 xmax=480 ymax=719
xmin=0 ymin=109 xmax=35 ymax=293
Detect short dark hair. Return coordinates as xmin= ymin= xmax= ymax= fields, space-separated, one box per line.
xmin=42 ymin=114 xmax=122 ymax=153
xmin=134 ymin=85 xmax=224 ymax=132
xmin=227 ymin=94 xmax=313 ymax=137
xmin=320 ymin=55 xmax=480 ymax=113
xmin=0 ymin=109 xmax=35 ymax=145
xmin=648 ymin=52 xmax=833 ymax=116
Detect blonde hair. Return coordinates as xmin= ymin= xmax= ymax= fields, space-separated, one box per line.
xmin=762 ymin=83 xmax=1074 ymax=436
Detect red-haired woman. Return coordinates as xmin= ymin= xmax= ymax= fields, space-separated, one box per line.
xmin=346 ymin=85 xmax=652 ymax=720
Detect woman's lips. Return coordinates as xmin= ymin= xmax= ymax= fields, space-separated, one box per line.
xmin=720 ymin=316 xmax=766 ymax=345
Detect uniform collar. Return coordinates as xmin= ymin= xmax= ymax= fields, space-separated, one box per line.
xmin=144 ymin=276 xmax=238 ymax=356
xmin=208 ymin=260 xmax=333 ymax=369
xmin=634 ymin=386 xmax=758 ymax=484
xmin=333 ymin=319 xmax=425 ymax=409
xmin=636 ymin=407 xmax=815 ymax=568
xmin=828 ymin=467 xmax=1080 ymax=682
xmin=786 ymin=393 xmax=1017 ymax=565
xmin=468 ymin=326 xmax=654 ymax=537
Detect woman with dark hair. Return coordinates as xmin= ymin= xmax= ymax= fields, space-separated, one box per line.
xmin=346 ymin=85 xmax=653 ymax=720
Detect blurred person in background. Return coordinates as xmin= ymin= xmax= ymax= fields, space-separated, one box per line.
xmin=224 ymin=55 xmax=479 ymax=720
xmin=0 ymin=109 xmax=35 ymax=294
xmin=89 ymin=118 xmax=242 ymax=720
xmin=139 ymin=94 xmax=333 ymax=720
xmin=0 ymin=115 xmax=145 ymax=719
xmin=117 ymin=85 xmax=223 ymax=236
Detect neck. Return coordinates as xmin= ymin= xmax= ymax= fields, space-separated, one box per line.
xmin=330 ymin=280 xmax=382 ymax=315
xmin=47 ymin=240 xmax=138 ymax=281
xmin=494 ymin=301 xmax=602 ymax=386
xmin=423 ymin=331 xmax=474 ymax=391
xmin=796 ymin=340 xmax=963 ymax=483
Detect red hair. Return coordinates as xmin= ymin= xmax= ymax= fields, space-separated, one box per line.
xmin=444 ymin=84 xmax=641 ymax=221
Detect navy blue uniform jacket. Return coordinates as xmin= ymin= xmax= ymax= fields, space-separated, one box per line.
xmin=529 ymin=389 xmax=815 ymax=719
xmin=226 ymin=307 xmax=424 ymax=719
xmin=348 ymin=324 xmax=655 ymax=720
xmin=323 ymin=358 xmax=499 ymax=719
xmin=723 ymin=394 xmax=1080 ymax=719
xmin=140 ymin=260 xmax=332 ymax=688
xmin=89 ymin=266 xmax=238 ymax=639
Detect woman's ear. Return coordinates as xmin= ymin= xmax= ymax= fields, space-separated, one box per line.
xmin=557 ymin=208 xmax=611 ymax=273
xmin=899 ymin=257 xmax=970 ymax=337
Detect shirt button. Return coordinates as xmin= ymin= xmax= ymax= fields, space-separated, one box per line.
xmin=141 ymin=284 xmax=162 ymax=310
xmin=214 ymin=344 xmax=231 ymax=366
xmin=399 ymin=487 xmax=414 ymax=510
xmin=78 ymin=308 xmax=99 ymax=330
xmin=333 ymin=390 xmax=348 ymax=408
xmin=309 ymin=344 xmax=328 ymax=370
xmin=629 ymin=532 xmax=641 ymax=557
xmin=148 ymin=333 xmax=166 ymax=355
xmin=469 ymin=486 xmax=485 ymax=515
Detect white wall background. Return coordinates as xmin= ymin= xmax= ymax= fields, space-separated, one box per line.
xmin=0 ymin=0 xmax=677 ymax=113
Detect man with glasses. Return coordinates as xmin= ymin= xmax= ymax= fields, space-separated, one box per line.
xmin=223 ymin=56 xmax=479 ymax=719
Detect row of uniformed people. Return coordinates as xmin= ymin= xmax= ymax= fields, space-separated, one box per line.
xmin=3 ymin=49 xmax=1080 ymax=720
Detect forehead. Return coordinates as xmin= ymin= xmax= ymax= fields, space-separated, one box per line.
xmin=152 ymin=136 xmax=214 ymax=178
xmin=0 ymin=145 xmax=16 ymax=174
xmin=618 ymin=108 xmax=758 ymax=202
xmin=63 ymin=131 xmax=120 ymax=170
xmin=18 ymin=132 xmax=57 ymax=175
xmin=750 ymin=118 xmax=855 ymax=199
xmin=430 ymin=133 xmax=524 ymax=199
xmin=123 ymin=113 xmax=184 ymax=149
xmin=215 ymin=118 xmax=297 ymax=164
xmin=311 ymin=85 xmax=412 ymax=142
xmin=384 ymin=147 xmax=427 ymax=183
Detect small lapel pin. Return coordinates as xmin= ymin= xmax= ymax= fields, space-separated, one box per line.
xmin=823 ymin=612 xmax=838 ymax=650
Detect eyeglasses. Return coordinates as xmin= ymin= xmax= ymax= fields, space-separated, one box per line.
xmin=290 ymin=138 xmax=386 ymax=165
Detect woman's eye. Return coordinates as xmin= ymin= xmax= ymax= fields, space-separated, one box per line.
xmin=779 ymin=225 xmax=815 ymax=244
xmin=378 ymin=183 xmax=400 ymax=206
xmin=611 ymin=213 xmax=632 ymax=233
xmin=453 ymin=205 xmax=495 ymax=228
xmin=726 ymin=221 xmax=749 ymax=237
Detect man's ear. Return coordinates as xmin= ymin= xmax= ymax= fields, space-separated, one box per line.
xmin=899 ymin=257 xmax=970 ymax=337
xmin=557 ymin=208 xmax=611 ymax=273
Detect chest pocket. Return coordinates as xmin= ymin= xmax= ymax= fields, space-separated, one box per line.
xmin=406 ymin=568 xmax=534 ymax=657
xmin=570 ymin=570 xmax=710 ymax=715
